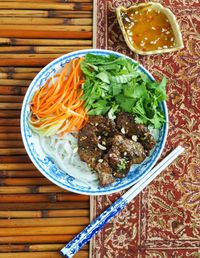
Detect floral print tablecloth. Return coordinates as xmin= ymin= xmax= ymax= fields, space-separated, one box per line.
xmin=90 ymin=0 xmax=200 ymax=257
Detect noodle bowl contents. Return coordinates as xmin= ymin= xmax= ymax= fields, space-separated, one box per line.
xmin=28 ymin=53 xmax=167 ymax=187
xmin=29 ymin=57 xmax=88 ymax=137
xmin=78 ymin=113 xmax=156 ymax=187
xmin=39 ymin=133 xmax=98 ymax=185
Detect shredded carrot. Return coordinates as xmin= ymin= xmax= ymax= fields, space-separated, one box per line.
xmin=29 ymin=57 xmax=88 ymax=136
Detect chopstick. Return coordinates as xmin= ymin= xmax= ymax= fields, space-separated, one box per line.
xmin=60 ymin=146 xmax=184 ymax=258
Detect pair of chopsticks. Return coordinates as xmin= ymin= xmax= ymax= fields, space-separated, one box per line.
xmin=61 ymin=146 xmax=184 ymax=258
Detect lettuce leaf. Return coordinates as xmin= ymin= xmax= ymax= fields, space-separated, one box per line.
xmin=80 ymin=53 xmax=167 ymax=128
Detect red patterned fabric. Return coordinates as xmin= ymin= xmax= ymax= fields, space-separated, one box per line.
xmin=91 ymin=1 xmax=200 ymax=257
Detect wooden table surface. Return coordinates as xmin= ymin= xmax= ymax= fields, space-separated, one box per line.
xmin=0 ymin=1 xmax=93 ymax=257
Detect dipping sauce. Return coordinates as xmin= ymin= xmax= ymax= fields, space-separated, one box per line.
xmin=121 ymin=5 xmax=176 ymax=52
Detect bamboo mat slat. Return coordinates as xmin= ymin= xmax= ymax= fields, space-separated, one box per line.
xmin=0 ymin=3 xmax=93 ymax=11
xmin=6 ymin=0 xmax=92 ymax=2
xmin=0 ymin=38 xmax=92 ymax=46
xmin=0 ymin=171 xmax=41 ymax=178
xmin=0 ymin=10 xmax=92 ymax=18
xmin=0 ymin=244 xmax=89 ymax=253
xmin=0 ymin=202 xmax=89 ymax=211
xmin=0 ymin=17 xmax=92 ymax=25
xmin=0 ymin=209 xmax=89 ymax=218
xmin=0 ymin=235 xmax=76 ymax=244
xmin=0 ymin=251 xmax=88 ymax=258
xmin=0 ymin=45 xmax=91 ymax=54
xmin=0 ymin=1 xmax=93 ymax=257
xmin=0 ymin=25 xmax=92 ymax=32
xmin=0 ymin=217 xmax=90 ymax=227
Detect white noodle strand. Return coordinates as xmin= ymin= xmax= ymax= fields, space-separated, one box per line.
xmin=39 ymin=134 xmax=98 ymax=185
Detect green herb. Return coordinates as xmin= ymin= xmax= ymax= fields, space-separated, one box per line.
xmin=80 ymin=54 xmax=167 ymax=129
xmin=117 ymin=158 xmax=127 ymax=171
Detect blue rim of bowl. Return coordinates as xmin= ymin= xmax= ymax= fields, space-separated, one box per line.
xmin=21 ymin=49 xmax=168 ymax=195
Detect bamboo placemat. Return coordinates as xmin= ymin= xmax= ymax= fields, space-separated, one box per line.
xmin=0 ymin=1 xmax=93 ymax=257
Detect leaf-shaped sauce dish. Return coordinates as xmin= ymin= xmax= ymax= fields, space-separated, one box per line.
xmin=116 ymin=2 xmax=184 ymax=55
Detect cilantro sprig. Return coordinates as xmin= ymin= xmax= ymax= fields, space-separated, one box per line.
xmin=80 ymin=53 xmax=167 ymax=129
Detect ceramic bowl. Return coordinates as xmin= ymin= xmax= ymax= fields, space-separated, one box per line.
xmin=21 ymin=49 xmax=168 ymax=195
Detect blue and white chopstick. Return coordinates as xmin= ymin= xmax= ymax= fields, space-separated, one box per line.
xmin=60 ymin=146 xmax=184 ymax=258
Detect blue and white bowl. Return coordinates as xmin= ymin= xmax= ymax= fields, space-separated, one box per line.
xmin=21 ymin=49 xmax=168 ymax=195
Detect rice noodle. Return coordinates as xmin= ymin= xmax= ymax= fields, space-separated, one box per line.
xmin=39 ymin=133 xmax=98 ymax=185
